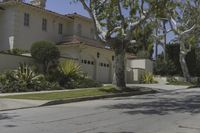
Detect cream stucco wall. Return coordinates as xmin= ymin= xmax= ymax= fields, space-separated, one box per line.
xmin=0 ymin=3 xmax=75 ymax=51
xmin=73 ymin=17 xmax=95 ymax=40
xmin=0 ymin=7 xmax=16 ymax=50
xmin=127 ymin=59 xmax=153 ymax=72
xmin=58 ymin=44 xmax=115 ymax=83
xmin=0 ymin=53 xmax=33 ymax=71
xmin=13 ymin=5 xmax=73 ymax=50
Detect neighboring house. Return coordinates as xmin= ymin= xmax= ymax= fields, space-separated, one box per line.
xmin=0 ymin=0 xmax=153 ymax=83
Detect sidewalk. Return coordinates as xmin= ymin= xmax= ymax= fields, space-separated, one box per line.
xmin=0 ymin=84 xmax=190 ymax=111
xmin=0 ymin=99 xmax=48 ymax=111
xmin=127 ymin=84 xmax=189 ymax=92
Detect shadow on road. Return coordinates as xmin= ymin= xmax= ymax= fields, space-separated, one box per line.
xmin=98 ymin=132 xmax=135 ymax=133
xmin=0 ymin=113 xmax=19 ymax=120
xmin=104 ymin=90 xmax=200 ymax=115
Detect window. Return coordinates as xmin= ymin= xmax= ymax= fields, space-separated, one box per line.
xmin=58 ymin=23 xmax=63 ymax=34
xmin=42 ymin=18 xmax=47 ymax=31
xmin=112 ymin=56 xmax=115 ymax=61
xmin=77 ymin=24 xmax=82 ymax=36
xmin=24 ymin=13 xmax=30 ymax=26
xmin=97 ymin=52 xmax=100 ymax=58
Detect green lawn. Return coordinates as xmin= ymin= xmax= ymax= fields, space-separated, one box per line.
xmin=0 ymin=86 xmax=133 ymax=100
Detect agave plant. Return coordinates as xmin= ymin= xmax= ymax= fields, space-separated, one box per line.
xmin=142 ymin=72 xmax=155 ymax=84
xmin=12 ymin=63 xmax=44 ymax=83
xmin=58 ymin=60 xmax=81 ymax=78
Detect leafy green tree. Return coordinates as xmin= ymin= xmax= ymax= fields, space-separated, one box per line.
xmin=167 ymin=0 xmax=200 ymax=82
xmin=74 ymin=0 xmax=175 ymax=89
xmin=31 ymin=41 xmax=60 ymax=73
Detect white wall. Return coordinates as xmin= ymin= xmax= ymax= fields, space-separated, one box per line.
xmin=0 ymin=7 xmax=16 ymax=51
xmin=0 ymin=53 xmax=34 ymax=71
xmin=13 ymin=5 xmax=73 ymax=50
xmin=73 ymin=17 xmax=96 ymax=40
xmin=0 ymin=4 xmax=74 ymax=51
xmin=58 ymin=44 xmax=114 ymax=83
xmin=127 ymin=59 xmax=153 ymax=72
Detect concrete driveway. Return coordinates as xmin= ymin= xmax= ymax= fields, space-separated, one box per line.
xmin=0 ymin=87 xmax=200 ymax=133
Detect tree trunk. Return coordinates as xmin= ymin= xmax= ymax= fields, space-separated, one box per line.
xmin=179 ymin=52 xmax=191 ymax=82
xmin=113 ymin=45 xmax=126 ymax=90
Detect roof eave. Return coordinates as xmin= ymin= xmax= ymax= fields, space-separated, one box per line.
xmin=0 ymin=1 xmax=73 ymax=22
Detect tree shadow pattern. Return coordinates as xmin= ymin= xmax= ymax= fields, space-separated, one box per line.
xmin=104 ymin=90 xmax=200 ymax=115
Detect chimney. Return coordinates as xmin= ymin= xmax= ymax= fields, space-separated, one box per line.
xmin=30 ymin=0 xmax=46 ymax=8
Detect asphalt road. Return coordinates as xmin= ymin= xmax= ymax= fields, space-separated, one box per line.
xmin=1 ymin=88 xmax=200 ymax=133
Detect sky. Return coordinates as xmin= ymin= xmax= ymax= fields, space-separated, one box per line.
xmin=26 ymin=0 xmax=89 ymax=16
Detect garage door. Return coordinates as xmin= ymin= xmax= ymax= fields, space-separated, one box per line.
xmin=80 ymin=56 xmax=95 ymax=79
xmin=98 ymin=58 xmax=111 ymax=83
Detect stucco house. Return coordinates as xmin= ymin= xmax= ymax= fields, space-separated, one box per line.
xmin=0 ymin=0 xmax=153 ymax=83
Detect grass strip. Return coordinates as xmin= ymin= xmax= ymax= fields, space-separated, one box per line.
xmin=0 ymin=86 xmax=138 ymax=100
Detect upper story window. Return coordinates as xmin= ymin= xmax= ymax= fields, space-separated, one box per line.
xmin=58 ymin=23 xmax=63 ymax=34
xmin=42 ymin=18 xmax=47 ymax=31
xmin=24 ymin=13 xmax=30 ymax=27
xmin=77 ymin=24 xmax=82 ymax=36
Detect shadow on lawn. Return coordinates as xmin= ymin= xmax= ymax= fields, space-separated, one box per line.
xmin=104 ymin=90 xmax=200 ymax=115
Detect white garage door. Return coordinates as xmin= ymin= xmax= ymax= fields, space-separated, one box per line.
xmin=98 ymin=59 xmax=111 ymax=83
xmin=80 ymin=56 xmax=95 ymax=79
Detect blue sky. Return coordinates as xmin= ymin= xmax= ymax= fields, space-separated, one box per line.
xmin=26 ymin=0 xmax=89 ymax=16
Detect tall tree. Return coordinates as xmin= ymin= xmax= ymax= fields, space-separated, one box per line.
xmin=168 ymin=0 xmax=200 ymax=82
xmin=74 ymin=0 xmax=174 ymax=89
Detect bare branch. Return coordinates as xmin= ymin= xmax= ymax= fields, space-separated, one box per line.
xmin=180 ymin=25 xmax=196 ymax=35
xmin=117 ymin=0 xmax=126 ymax=37
xmin=169 ymin=17 xmax=180 ymax=35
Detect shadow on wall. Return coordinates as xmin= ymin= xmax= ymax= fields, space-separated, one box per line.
xmin=103 ymin=90 xmax=200 ymax=116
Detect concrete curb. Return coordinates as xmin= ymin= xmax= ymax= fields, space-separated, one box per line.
xmin=40 ymin=89 xmax=157 ymax=106
xmin=0 ymin=88 xmax=157 ymax=112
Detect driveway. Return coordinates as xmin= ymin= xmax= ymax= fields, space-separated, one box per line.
xmin=0 ymin=87 xmax=200 ymax=133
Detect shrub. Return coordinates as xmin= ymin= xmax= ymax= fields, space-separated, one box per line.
xmin=0 ymin=63 xmax=62 ymax=93
xmin=31 ymin=41 xmax=60 ymax=73
xmin=51 ymin=60 xmax=102 ymax=89
xmin=136 ymin=50 xmax=150 ymax=59
xmin=58 ymin=60 xmax=81 ymax=78
xmin=1 ymin=48 xmax=28 ymax=55
xmin=141 ymin=72 xmax=156 ymax=84
xmin=154 ymin=57 xmax=178 ymax=76
xmin=76 ymin=78 xmax=102 ymax=88
xmin=57 ymin=60 xmax=81 ymax=88
xmin=166 ymin=44 xmax=197 ymax=76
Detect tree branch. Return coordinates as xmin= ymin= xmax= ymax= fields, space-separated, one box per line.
xmin=79 ymin=0 xmax=107 ymax=42
xmin=180 ymin=25 xmax=196 ymax=35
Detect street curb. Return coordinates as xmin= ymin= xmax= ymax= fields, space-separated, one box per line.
xmin=40 ymin=89 xmax=157 ymax=106
xmin=0 ymin=88 xmax=157 ymax=112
